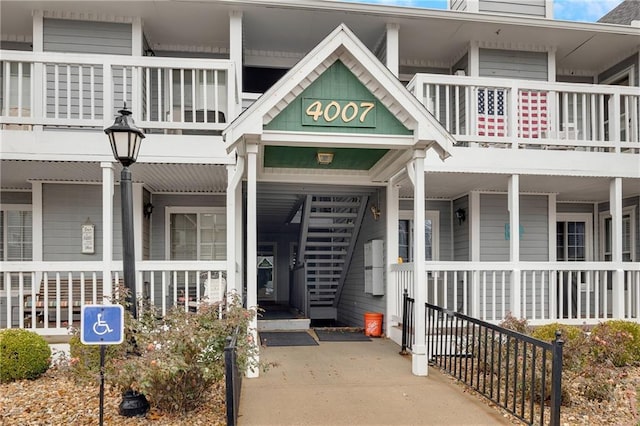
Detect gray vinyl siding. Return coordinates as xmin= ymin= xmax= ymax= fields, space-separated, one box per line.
xmin=143 ymin=190 xmax=151 ymax=261
xmin=0 ymin=41 xmax=31 ymax=51
xmin=598 ymin=53 xmax=639 ymax=86
xmin=450 ymin=0 xmax=468 ymax=11
xmin=150 ymin=194 xmax=226 ymax=260
xmin=557 ymin=203 xmax=594 ymax=214
xmin=42 ymin=183 xmax=122 ymax=261
xmin=43 ymin=19 xmax=132 ymax=55
xmin=338 ymin=193 xmax=386 ymax=328
xmin=479 ymin=49 xmax=548 ymax=81
xmin=479 ymin=0 xmax=546 ymax=17
xmin=1 ymin=192 xmax=32 ymax=205
xmin=453 ymin=196 xmax=469 ymax=261
xmin=480 ymin=194 xmax=549 ymax=261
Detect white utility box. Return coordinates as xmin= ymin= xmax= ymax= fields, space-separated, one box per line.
xmin=364 ymin=239 xmax=384 ymax=295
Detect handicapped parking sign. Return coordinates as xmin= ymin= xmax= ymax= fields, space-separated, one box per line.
xmin=81 ymin=305 xmax=124 ymax=345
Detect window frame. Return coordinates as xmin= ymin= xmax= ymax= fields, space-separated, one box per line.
xmin=398 ymin=210 xmax=440 ymax=262
xmin=599 ymin=206 xmax=636 ymax=262
xmin=1 ymin=204 xmax=33 ymax=262
xmin=164 ymin=206 xmax=227 ymax=261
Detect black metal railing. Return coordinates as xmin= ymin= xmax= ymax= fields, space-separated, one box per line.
xmin=400 ymin=289 xmax=414 ymax=354
xmin=224 ymin=327 xmax=242 ymax=426
xmin=425 ymin=303 xmax=563 ymax=426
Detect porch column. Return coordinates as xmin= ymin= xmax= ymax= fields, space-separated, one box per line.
xmin=229 ymin=11 xmax=243 ymax=120
xmin=385 ymin=177 xmax=400 ymax=337
xmin=101 ymin=162 xmax=115 ymax=301
xmin=412 ymin=149 xmax=428 ymax=376
xmin=246 ymin=142 xmax=259 ymax=378
xmin=470 ymin=191 xmax=481 ymax=318
xmin=610 ymin=177 xmax=624 ymax=318
xmin=385 ymin=23 xmax=399 ymax=77
xmin=31 ymin=182 xmax=43 ymax=263
xmin=548 ymin=193 xmax=558 ymax=320
xmin=508 ymin=175 xmax=521 ymax=318
xmin=226 ymin=154 xmax=245 ymax=297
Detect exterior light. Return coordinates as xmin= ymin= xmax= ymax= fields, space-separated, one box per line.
xmin=104 ymin=104 xmax=145 ymax=167
xmin=105 ymin=104 xmax=145 ymax=318
xmin=316 ymin=152 xmax=334 ymax=165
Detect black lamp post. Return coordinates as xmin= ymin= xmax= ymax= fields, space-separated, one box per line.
xmin=104 ymin=105 xmax=145 ymax=318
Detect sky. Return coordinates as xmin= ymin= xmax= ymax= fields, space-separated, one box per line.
xmin=338 ymin=0 xmax=625 ymax=22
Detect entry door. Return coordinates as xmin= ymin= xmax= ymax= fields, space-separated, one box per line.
xmin=556 ymin=214 xmax=592 ymax=318
xmin=257 ymin=243 xmax=276 ymax=302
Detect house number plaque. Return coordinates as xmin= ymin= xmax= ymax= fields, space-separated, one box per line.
xmin=302 ymin=98 xmax=376 ymax=128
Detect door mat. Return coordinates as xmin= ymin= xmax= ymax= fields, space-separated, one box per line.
xmin=314 ymin=329 xmax=372 ymax=342
xmin=259 ymin=331 xmax=318 ymax=347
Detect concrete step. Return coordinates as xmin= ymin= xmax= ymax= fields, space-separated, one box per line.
xmin=257 ymin=318 xmax=311 ymax=331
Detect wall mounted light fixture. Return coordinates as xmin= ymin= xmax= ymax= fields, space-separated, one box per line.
xmin=144 ymin=202 xmax=154 ymax=218
xmin=455 ymin=208 xmax=466 ymax=225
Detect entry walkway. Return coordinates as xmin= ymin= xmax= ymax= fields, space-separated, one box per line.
xmin=239 ymin=336 xmax=510 ymax=425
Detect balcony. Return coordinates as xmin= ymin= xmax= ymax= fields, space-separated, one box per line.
xmin=408 ymin=74 xmax=640 ymax=154
xmin=0 ymin=50 xmax=236 ymax=134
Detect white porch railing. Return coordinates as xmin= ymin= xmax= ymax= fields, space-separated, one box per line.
xmin=392 ymin=262 xmax=640 ymax=326
xmin=0 ymin=50 xmax=236 ymax=132
xmin=1 ymin=260 xmax=226 ymax=335
xmin=408 ymin=74 xmax=640 ymax=153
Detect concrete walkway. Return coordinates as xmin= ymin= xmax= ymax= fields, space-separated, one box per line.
xmin=239 ymin=336 xmax=510 ymax=425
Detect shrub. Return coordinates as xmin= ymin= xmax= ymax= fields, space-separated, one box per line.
xmin=499 ymin=312 xmax=529 ymax=334
xmin=589 ymin=320 xmax=640 ymax=367
xmin=531 ymin=323 xmax=587 ymax=372
xmin=107 ymin=296 xmax=258 ymax=414
xmin=0 ymin=329 xmax=51 ymax=383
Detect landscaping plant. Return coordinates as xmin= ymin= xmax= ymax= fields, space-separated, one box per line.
xmin=0 ymin=329 xmax=51 ymax=383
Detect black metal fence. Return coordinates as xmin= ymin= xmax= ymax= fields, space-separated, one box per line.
xmin=224 ymin=327 xmax=242 ymax=426
xmin=425 ymin=303 xmax=563 ymax=426
xmin=400 ymin=289 xmax=414 ymax=354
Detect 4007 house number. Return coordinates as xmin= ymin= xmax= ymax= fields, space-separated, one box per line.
xmin=302 ymin=98 xmax=376 ymax=128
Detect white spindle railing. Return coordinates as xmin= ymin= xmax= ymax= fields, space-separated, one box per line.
xmin=408 ymin=74 xmax=640 ymax=153
xmin=1 ymin=261 xmax=227 ymax=335
xmin=392 ymin=262 xmax=640 ymax=326
xmin=0 ymin=50 xmax=236 ymax=132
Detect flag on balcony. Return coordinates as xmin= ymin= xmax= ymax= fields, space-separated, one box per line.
xmin=518 ymin=91 xmax=548 ymax=138
xmin=477 ymin=88 xmax=506 ymax=137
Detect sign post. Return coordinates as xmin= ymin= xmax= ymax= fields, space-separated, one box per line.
xmin=81 ymin=305 xmax=125 ymax=425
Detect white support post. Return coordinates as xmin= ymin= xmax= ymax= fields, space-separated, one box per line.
xmin=32 ymin=10 xmax=44 ymax=131
xmin=102 ymin=162 xmax=115 ymax=302
xmin=229 ymin=11 xmax=243 ymax=121
xmin=470 ymin=191 xmax=481 ymax=318
xmin=610 ymin=178 xmax=624 ymax=318
xmin=31 ymin=182 xmax=43 ymax=263
xmin=385 ymin=178 xmax=400 ymax=335
xmin=246 ymin=142 xmax=259 ymax=378
xmin=386 ymin=23 xmax=399 ymax=78
xmin=469 ymin=41 xmax=480 ymax=77
xmin=226 ymin=153 xmax=245 ymax=297
xmin=508 ymin=175 xmax=521 ymax=318
xmin=133 ymin=183 xmax=144 ymax=263
xmin=548 ymin=193 xmax=557 ymax=320
xmin=411 ymin=149 xmax=428 ymax=376
xmin=547 ymin=48 xmax=557 ymax=82
xmin=132 ymin=17 xmax=144 ymax=56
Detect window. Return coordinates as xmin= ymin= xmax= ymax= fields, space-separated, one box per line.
xmin=166 ymin=208 xmax=226 ymax=261
xmin=1 ymin=206 xmax=32 ymax=261
xmin=601 ymin=208 xmax=635 ymax=262
xmin=398 ymin=211 xmax=439 ymax=262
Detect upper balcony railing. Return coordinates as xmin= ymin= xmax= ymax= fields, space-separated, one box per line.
xmin=408 ymin=74 xmax=640 ymax=154
xmin=0 ymin=50 xmax=236 ymax=133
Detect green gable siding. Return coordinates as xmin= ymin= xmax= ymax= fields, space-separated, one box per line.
xmin=265 ymin=60 xmax=412 ymax=135
xmin=263 ymin=146 xmax=388 ymax=170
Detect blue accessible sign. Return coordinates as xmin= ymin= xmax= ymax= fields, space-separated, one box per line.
xmin=81 ymin=305 xmax=124 ymax=345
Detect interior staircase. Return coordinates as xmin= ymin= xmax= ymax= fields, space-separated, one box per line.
xmin=296 ymin=194 xmax=368 ymax=320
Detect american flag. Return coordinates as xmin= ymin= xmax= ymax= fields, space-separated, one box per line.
xmin=518 ymin=91 xmax=548 ymax=138
xmin=477 ymin=88 xmax=506 ymax=137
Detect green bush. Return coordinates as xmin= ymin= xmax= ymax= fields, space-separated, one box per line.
xmin=589 ymin=320 xmax=640 ymax=367
xmin=531 ymin=322 xmax=583 ymax=343
xmin=0 ymin=329 xmax=51 ymax=383
xmin=532 ymin=323 xmax=587 ymax=372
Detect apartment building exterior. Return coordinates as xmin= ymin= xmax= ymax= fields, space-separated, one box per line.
xmin=1 ymin=0 xmax=638 ymax=375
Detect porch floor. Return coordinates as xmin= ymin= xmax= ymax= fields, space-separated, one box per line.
xmin=239 ymin=338 xmax=510 ymax=425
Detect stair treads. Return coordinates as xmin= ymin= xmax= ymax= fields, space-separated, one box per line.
xmin=259 ymin=331 xmax=318 ymax=347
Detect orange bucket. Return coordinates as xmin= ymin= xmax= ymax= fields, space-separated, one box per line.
xmin=364 ymin=312 xmax=383 ymax=337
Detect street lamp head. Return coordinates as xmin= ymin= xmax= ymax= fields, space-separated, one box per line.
xmin=104 ymin=104 xmax=145 ymax=167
